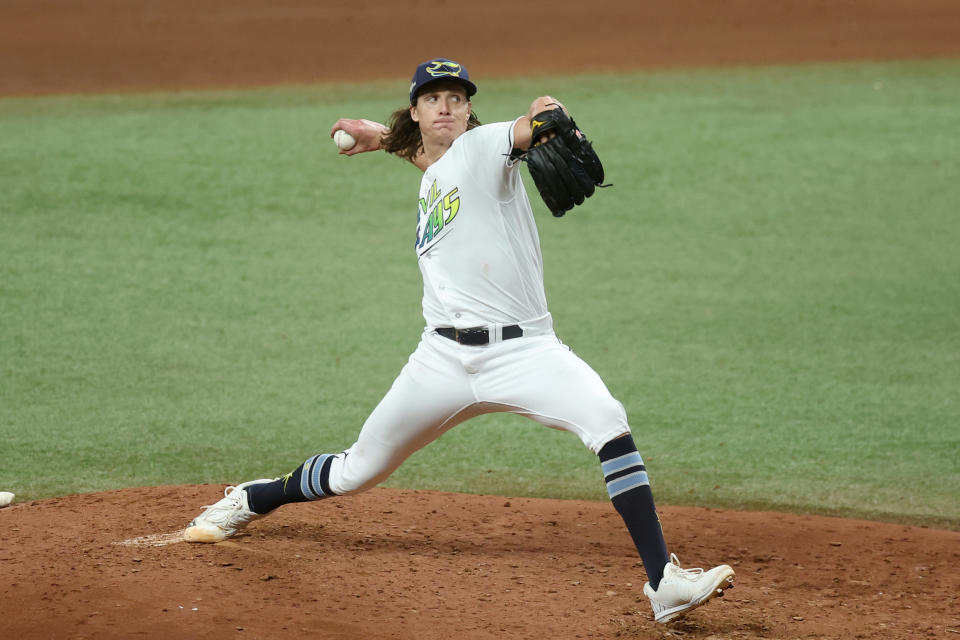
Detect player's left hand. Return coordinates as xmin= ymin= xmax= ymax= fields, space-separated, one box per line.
xmin=528 ymin=96 xmax=567 ymax=144
xmin=519 ymin=109 xmax=608 ymax=217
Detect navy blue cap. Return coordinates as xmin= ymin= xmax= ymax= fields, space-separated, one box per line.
xmin=409 ymin=58 xmax=477 ymax=104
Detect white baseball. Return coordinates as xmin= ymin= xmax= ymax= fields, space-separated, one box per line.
xmin=333 ymin=129 xmax=357 ymax=151
xmin=0 ymin=492 xmax=14 ymax=508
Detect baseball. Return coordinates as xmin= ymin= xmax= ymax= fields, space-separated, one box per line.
xmin=0 ymin=492 xmax=14 ymax=508
xmin=333 ymin=129 xmax=356 ymax=151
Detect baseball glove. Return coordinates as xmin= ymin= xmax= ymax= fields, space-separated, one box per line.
xmin=520 ymin=108 xmax=607 ymax=217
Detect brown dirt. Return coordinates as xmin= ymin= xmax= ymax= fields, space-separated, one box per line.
xmin=2 ymin=0 xmax=960 ymax=97
xmin=1 ymin=487 xmax=958 ymax=640
xmin=3 ymin=1 xmax=960 ymax=638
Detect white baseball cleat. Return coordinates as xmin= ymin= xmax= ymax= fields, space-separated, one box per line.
xmin=183 ymin=479 xmax=274 ymax=543
xmin=643 ymin=553 xmax=736 ymax=623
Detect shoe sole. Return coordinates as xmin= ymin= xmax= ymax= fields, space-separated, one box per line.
xmin=655 ymin=567 xmax=736 ymax=624
xmin=183 ymin=524 xmax=228 ymax=543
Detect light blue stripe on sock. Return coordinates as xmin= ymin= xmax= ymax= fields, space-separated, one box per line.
xmin=606 ymin=470 xmax=650 ymax=498
xmin=300 ymin=454 xmax=331 ymax=500
xmin=300 ymin=455 xmax=320 ymax=500
xmin=601 ymin=451 xmax=644 ymax=477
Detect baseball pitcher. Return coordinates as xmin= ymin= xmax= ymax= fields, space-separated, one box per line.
xmin=184 ymin=57 xmax=734 ymax=624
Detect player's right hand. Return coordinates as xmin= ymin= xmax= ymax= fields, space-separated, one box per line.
xmin=329 ymin=118 xmax=388 ymax=155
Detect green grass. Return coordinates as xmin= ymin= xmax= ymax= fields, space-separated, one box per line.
xmin=1 ymin=60 xmax=958 ymax=528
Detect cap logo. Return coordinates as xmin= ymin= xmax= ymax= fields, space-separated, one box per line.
xmin=426 ymin=60 xmax=463 ymax=78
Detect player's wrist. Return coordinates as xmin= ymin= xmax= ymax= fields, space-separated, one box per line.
xmin=360 ymin=119 xmax=389 ymax=150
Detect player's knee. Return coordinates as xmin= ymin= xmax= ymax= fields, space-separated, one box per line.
xmin=326 ymin=445 xmax=401 ymax=496
xmin=556 ymin=396 xmax=630 ymax=454
xmin=592 ymin=398 xmax=630 ymax=441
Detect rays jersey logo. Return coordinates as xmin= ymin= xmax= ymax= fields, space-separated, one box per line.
xmin=415 ymin=179 xmax=460 ymax=254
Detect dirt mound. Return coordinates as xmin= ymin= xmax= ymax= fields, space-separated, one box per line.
xmin=1 ymin=486 xmax=957 ymax=639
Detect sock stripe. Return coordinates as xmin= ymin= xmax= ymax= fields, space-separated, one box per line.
xmin=318 ymin=455 xmax=335 ymax=497
xmin=605 ymin=463 xmax=647 ymax=484
xmin=301 ymin=454 xmax=333 ymax=500
xmin=601 ymin=451 xmax=644 ymax=476
xmin=300 ymin=455 xmax=319 ymax=499
xmin=606 ymin=470 xmax=650 ymax=499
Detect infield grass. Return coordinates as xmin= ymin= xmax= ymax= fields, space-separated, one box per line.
xmin=2 ymin=59 xmax=958 ymax=528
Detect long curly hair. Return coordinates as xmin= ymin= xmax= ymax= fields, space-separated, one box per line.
xmin=382 ymin=106 xmax=481 ymax=162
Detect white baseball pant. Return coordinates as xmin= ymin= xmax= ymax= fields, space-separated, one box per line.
xmin=324 ymin=325 xmax=631 ymax=496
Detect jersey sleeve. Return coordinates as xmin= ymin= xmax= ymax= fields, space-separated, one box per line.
xmin=457 ymin=120 xmax=524 ymax=202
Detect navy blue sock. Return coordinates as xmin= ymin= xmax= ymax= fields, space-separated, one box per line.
xmin=246 ymin=454 xmax=337 ymax=515
xmin=599 ymin=435 xmax=670 ymax=591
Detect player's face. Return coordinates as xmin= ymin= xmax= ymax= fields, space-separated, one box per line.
xmin=410 ymin=82 xmax=471 ymax=145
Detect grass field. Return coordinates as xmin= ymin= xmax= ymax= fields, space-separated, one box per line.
xmin=1 ymin=60 xmax=958 ymax=528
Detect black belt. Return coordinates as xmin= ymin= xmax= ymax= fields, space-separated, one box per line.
xmin=435 ymin=325 xmax=523 ymax=346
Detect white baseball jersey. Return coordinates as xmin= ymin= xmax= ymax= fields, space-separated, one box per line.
xmin=415 ymin=120 xmax=549 ymax=329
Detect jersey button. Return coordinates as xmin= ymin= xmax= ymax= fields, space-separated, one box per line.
xmin=455 ymin=313 xmax=462 ymax=318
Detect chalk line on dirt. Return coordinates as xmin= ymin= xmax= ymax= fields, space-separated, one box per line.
xmin=114 ymin=530 xmax=188 ymax=547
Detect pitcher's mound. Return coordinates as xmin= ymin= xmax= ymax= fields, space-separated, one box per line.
xmin=0 ymin=486 xmax=957 ymax=639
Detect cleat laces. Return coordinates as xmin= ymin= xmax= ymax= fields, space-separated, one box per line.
xmin=668 ymin=554 xmax=704 ymax=580
xmin=194 ymin=486 xmax=247 ymax=527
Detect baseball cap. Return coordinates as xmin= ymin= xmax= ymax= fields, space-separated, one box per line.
xmin=409 ymin=58 xmax=478 ymax=104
